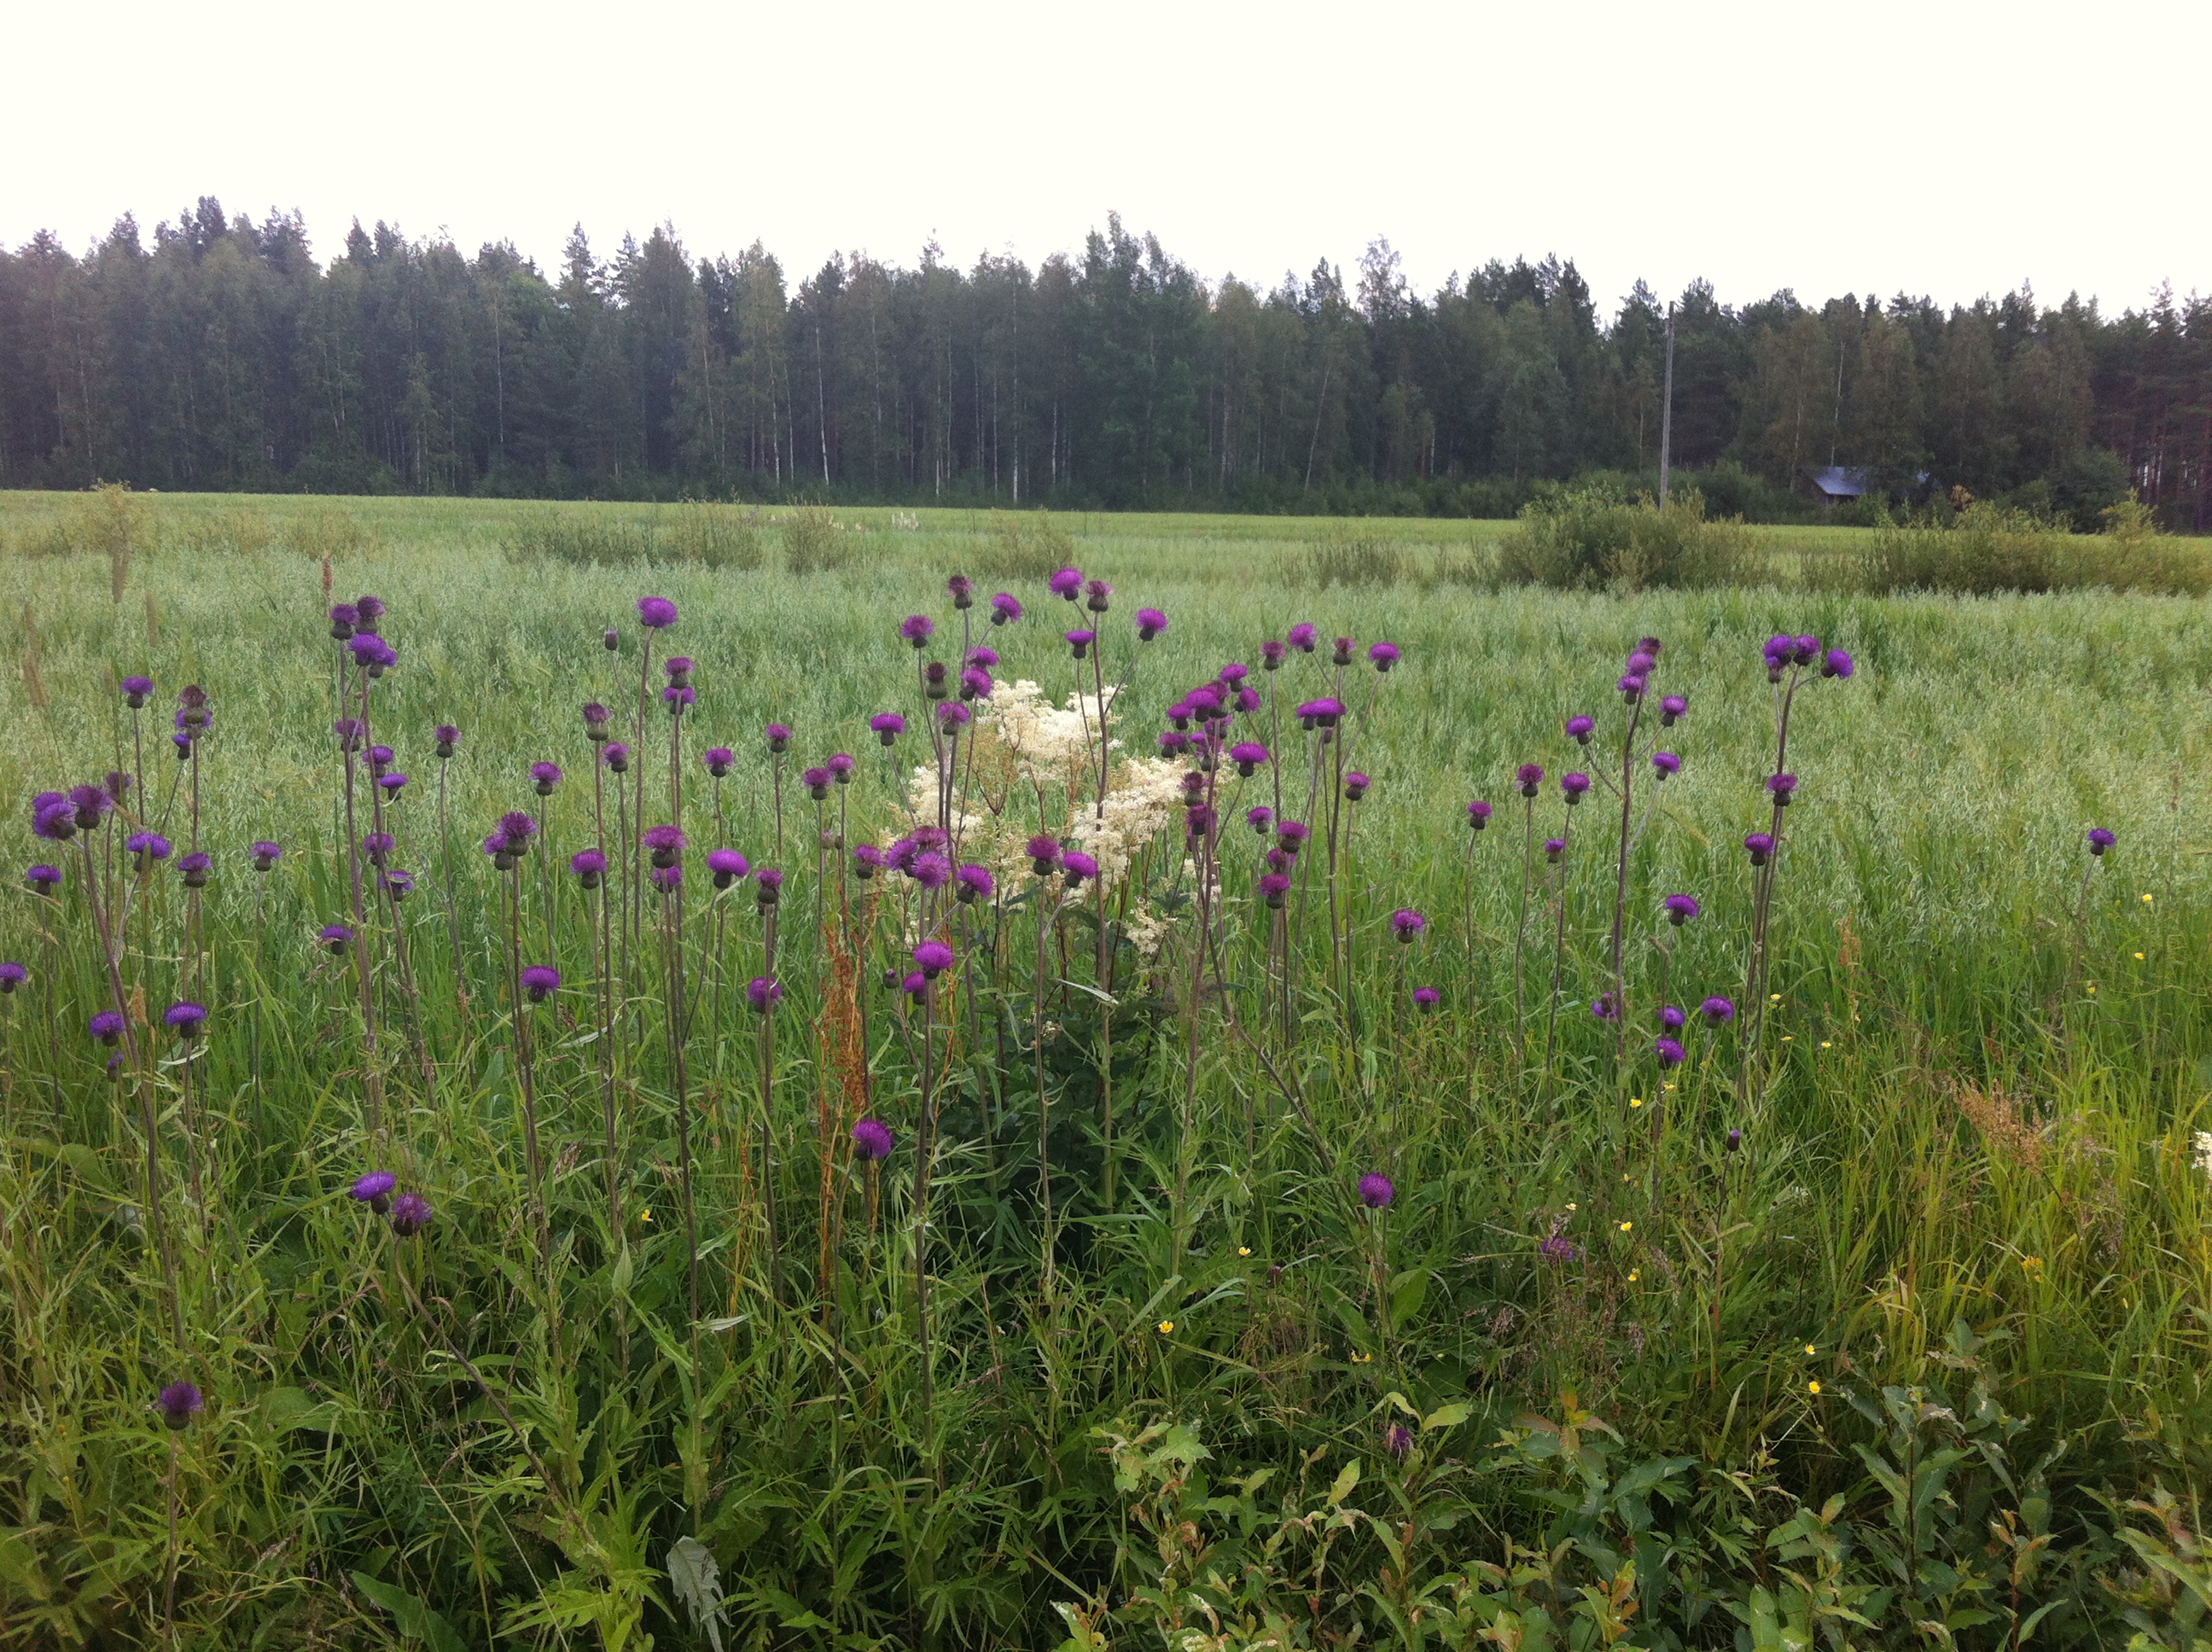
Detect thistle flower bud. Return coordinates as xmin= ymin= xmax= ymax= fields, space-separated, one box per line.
xmin=1332 ymin=637 xmax=1355 ymax=666
xmin=602 ymin=742 xmax=630 ymax=774
xmin=1085 ymin=577 xmax=1112 ymax=613
xmin=947 ymin=573 xmax=974 ymax=608
xmin=990 ymin=591 xmax=1022 ymax=625
xmin=870 ymin=713 xmax=905 ymax=746
xmin=1467 ymin=799 xmax=1493 ymax=830
xmin=435 ymin=724 xmax=460 ymax=759
xmin=122 ymin=674 xmax=154 ymax=709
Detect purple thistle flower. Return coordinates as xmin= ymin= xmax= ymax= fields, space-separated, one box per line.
xmin=1247 ymin=805 xmax=1275 ymax=834
xmin=2087 ymin=827 xmax=2115 ymax=856
xmin=1744 ymin=832 xmax=1774 ymax=866
xmin=521 ymin=965 xmax=561 ymax=1001
xmin=1566 ymin=714 xmax=1595 ymax=743
xmin=1027 ymin=835 xmax=1062 ymax=875
xmin=1659 ymin=1004 xmax=1687 ymax=1032
xmin=967 ymin=645 xmax=1000 ymax=669
xmin=1412 ymin=986 xmax=1441 ymax=1012
xmin=764 ymin=723 xmax=793 ymax=753
xmin=1185 ymin=803 xmax=1218 ymax=839
xmin=1343 ymin=771 xmax=1370 ymax=802
xmin=381 ymin=870 xmax=415 ymax=899
xmin=388 ymin=1192 xmax=432 ymax=1237
xmin=900 ymin=614 xmax=934 ymax=647
xmin=164 ymin=1001 xmax=207 ymax=1035
xmin=351 ymin=1170 xmax=396 ymax=1213
xmin=853 ymin=1117 xmax=894 ymax=1160
xmin=1822 ymin=648 xmax=1854 ymax=679
xmin=637 ymin=596 xmax=678 ymax=630
xmin=1561 ymin=772 xmax=1591 ymax=803
xmin=602 ymin=742 xmax=631 ymax=772
xmin=1065 ymin=628 xmax=1096 ymax=659
xmin=870 ymin=712 xmax=906 ymax=746
xmin=1368 ymin=641 xmax=1401 ymax=671
xmin=956 ymin=863 xmax=995 ymax=903
xmin=1260 ymin=872 xmax=1292 ymax=907
xmin=1085 ymin=577 xmax=1112 ymax=612
xmin=1332 ymin=636 xmax=1356 ymax=666
xmin=360 ymin=832 xmax=396 ymax=867
xmin=1049 ymin=567 xmax=1084 ymax=600
xmin=900 ymin=970 xmax=928 ymax=999
xmin=1767 ymin=773 xmax=1797 ymax=804
xmin=1702 ymin=995 xmax=1736 ymax=1025
xmin=570 ymin=848 xmax=608 ymax=887
xmin=748 ymin=976 xmax=783 ymax=1012
xmin=1651 ymin=751 xmax=1681 ymax=777
xmin=1230 ymin=742 xmax=1269 ymax=776
xmin=802 ymin=766 xmax=832 ymax=800
xmin=1467 ymin=799 xmax=1493 ymax=830
xmin=1540 ymin=1233 xmax=1585 ymax=1265
xmin=1277 ymin=820 xmax=1311 ymax=851
xmin=1619 ymin=672 xmax=1646 ymax=701
xmin=1627 ymin=649 xmax=1656 ymax=677
xmin=662 ymin=684 xmax=696 ymax=712
xmin=960 ymin=666 xmax=995 ymax=701
xmin=1655 ymin=1036 xmax=1686 ymax=1067
xmin=32 ymin=802 xmax=74 ymax=841
xmin=434 ymin=724 xmax=461 ymax=758
xmin=1727 ymin=1126 xmax=1744 ymax=1152
xmin=1794 ymin=634 xmax=1820 ymax=666
xmin=1592 ymin=992 xmax=1620 ymax=1021
xmin=1136 ymin=607 xmax=1168 ymax=641
xmin=704 ymin=747 xmax=734 ymax=777
xmin=828 ymin=753 xmax=856 ymax=783
xmin=90 ymin=1010 xmax=125 ymax=1044
xmin=1661 ymin=694 xmax=1688 ymax=725
xmin=1358 ymin=1172 xmax=1395 ymax=1209
xmin=913 ymin=940 xmax=955 ymax=978
xmin=1260 ymin=638 xmax=1288 ymax=669
xmin=378 ymin=772 xmax=410 ymax=794
xmin=707 ymin=848 xmax=750 ymax=889
xmin=910 ymin=852 xmax=952 ymax=890
xmin=27 ymin=864 xmax=64 ymax=893
xmin=320 ymin=924 xmax=353 ymax=951
xmin=1384 ymin=1422 xmax=1415 ymax=1460
xmin=643 ymin=824 xmax=686 ymax=868
xmin=178 ymin=851 xmax=211 ymax=887
xmin=0 ymin=962 xmax=26 ymax=993
xmin=1516 ymin=763 xmax=1545 ymax=797
xmin=355 ymin=594 xmax=386 ymax=621
xmin=664 ymin=656 xmax=695 ymax=687
xmin=1062 ymin=850 xmax=1099 ymax=886
xmin=936 ymin=702 xmax=972 ymax=730
xmin=328 ymin=602 xmax=359 ymax=637
xmin=1157 ymin=730 xmax=1190 ymax=757
xmin=1663 ymin=893 xmax=1701 ymax=925
xmin=128 ymin=832 xmax=173 ymax=868
xmin=754 ymin=866 xmax=784 ymax=904
xmin=1288 ymin=622 xmax=1318 ymax=653
xmin=1235 ymin=686 xmax=1261 ymax=713
xmin=500 ymin=811 xmax=539 ymax=846
xmin=1389 ymin=909 xmax=1427 ymax=942
xmin=604 ymin=628 xmax=620 ymax=652
xmin=852 ymin=844 xmax=884 ymax=879
xmin=158 ymin=1381 xmax=205 ymax=1431
xmin=990 ymin=591 xmax=1022 ymax=625
xmin=122 ymin=673 xmax=155 ymax=707
xmin=1545 ymin=836 xmax=1566 ymax=863
xmin=70 ymin=784 xmax=113 ymax=828
xmin=247 ymin=841 xmax=281 ymax=871
xmin=649 ymin=864 xmax=683 ymax=892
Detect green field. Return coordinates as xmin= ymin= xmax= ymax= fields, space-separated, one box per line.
xmin=3 ymin=492 xmax=2211 ymax=1650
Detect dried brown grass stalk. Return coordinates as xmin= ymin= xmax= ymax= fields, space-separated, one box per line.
xmin=1955 ymin=1081 xmax=2048 ymax=1176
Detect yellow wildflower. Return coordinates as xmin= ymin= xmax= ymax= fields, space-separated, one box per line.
xmin=1157 ymin=1320 xmax=1174 ymax=1335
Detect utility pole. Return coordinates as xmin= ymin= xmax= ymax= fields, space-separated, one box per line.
xmin=1657 ymin=304 xmax=1676 ymax=507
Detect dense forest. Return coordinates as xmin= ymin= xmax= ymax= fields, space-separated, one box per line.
xmin=2 ymin=198 xmax=2206 ymax=525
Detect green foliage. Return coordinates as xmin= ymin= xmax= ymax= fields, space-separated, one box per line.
xmin=779 ymin=505 xmax=852 ymax=574
xmin=1297 ymin=522 xmax=1410 ymax=588
xmin=978 ymin=509 xmax=1080 ymax=580
xmin=1859 ymin=500 xmax=2211 ymax=595
xmin=1500 ymin=484 xmax=1755 ymax=590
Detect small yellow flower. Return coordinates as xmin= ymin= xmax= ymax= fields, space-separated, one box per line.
xmin=1662 ymin=1082 xmax=1676 ymax=1092
xmin=1629 ymin=1097 xmax=1644 ymax=1108
xmin=2142 ymin=893 xmax=2154 ymax=904
xmin=1627 ymin=1269 xmax=1641 ymax=1282
xmin=2135 ymin=951 xmax=2146 ymax=961
xmin=1770 ymin=993 xmax=1782 ymax=1003
xmin=1782 ymin=1034 xmax=1795 ymax=1041
xmin=1351 ymin=1350 xmax=1373 ymax=1364
xmin=1622 ymin=1172 xmax=1633 ymax=1183
xmin=1238 ymin=1246 xmax=1252 ymax=1257
xmin=1804 ymin=1343 xmax=1816 ymax=1355
xmin=640 ymin=1209 xmax=653 ymax=1223
xmin=2087 ymin=985 xmax=2098 ymax=994
xmin=1565 ymin=1202 xmax=1578 ymax=1212
xmin=1808 ymin=1380 xmax=1821 ymax=1394
xmin=1819 ymin=1040 xmax=1832 ymax=1049
xmin=1618 ymin=1220 xmax=1633 ymax=1232
xmin=1157 ymin=1319 xmax=1175 ymax=1335
xmin=2023 ymin=1256 xmax=2042 ymax=1272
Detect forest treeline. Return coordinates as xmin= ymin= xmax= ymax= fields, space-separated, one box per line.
xmin=3 ymin=197 xmax=2206 ymax=526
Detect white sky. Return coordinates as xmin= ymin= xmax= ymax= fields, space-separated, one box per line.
xmin=9 ymin=0 xmax=2204 ymax=319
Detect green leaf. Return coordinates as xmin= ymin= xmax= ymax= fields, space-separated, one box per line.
xmin=1422 ymin=1401 xmax=1473 ymax=1432
xmin=1388 ymin=1266 xmax=1430 ymax=1329
xmin=666 ymin=1535 xmax=725 ymax=1652
xmin=352 ymin=1571 xmax=468 ymax=1652
xmin=1327 ymin=1457 xmax=1362 ymax=1508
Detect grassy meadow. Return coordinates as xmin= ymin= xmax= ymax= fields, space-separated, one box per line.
xmin=3 ymin=492 xmax=2212 ymax=1650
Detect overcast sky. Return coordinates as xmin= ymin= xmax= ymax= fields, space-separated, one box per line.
xmin=9 ymin=0 xmax=2203 ymax=318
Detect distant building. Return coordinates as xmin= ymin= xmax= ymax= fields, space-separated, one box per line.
xmin=1803 ymin=465 xmax=1872 ymax=506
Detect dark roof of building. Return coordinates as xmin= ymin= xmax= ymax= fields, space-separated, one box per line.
xmin=1805 ymin=465 xmax=1871 ymax=498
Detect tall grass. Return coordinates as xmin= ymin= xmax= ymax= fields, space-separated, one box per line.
xmin=1 ymin=495 xmax=2210 ymax=1649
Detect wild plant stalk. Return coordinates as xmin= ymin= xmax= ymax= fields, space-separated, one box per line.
xmin=437 ymin=747 xmax=466 ymax=1017
xmin=339 ymin=677 xmax=386 ymax=1142
xmin=1541 ymin=809 xmax=1576 ymax=1090
xmin=1033 ymin=875 xmax=1057 ymax=1294
xmin=1605 ymin=695 xmax=1648 ymax=1063
xmin=756 ymin=887 xmax=783 ymax=1305
xmin=1739 ymin=661 xmax=1805 ymax=1108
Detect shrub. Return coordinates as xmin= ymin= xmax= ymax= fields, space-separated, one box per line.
xmin=1499 ymin=483 xmax=1753 ymax=590
xmin=1857 ymin=498 xmax=2209 ymax=596
xmin=977 ymin=509 xmax=1078 ymax=580
xmin=1297 ymin=522 xmax=1406 ymax=588
xmin=669 ymin=503 xmax=763 ymax=571
xmin=782 ymin=505 xmax=851 ymax=574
